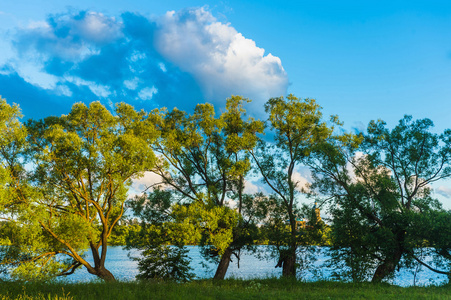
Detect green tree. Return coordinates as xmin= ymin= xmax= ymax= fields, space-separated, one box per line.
xmin=250 ymin=94 xmax=336 ymax=277
xmin=310 ymin=116 xmax=451 ymax=282
xmin=0 ymin=98 xmax=29 ymax=277
xmin=405 ymin=204 xmax=451 ymax=283
xmin=108 ymin=222 xmax=141 ymax=246
xmin=0 ymin=98 xmax=28 ymax=212
xmin=126 ymin=189 xmax=197 ymax=282
xmin=3 ymin=101 xmax=157 ymax=281
xmin=146 ymin=96 xmax=263 ymax=279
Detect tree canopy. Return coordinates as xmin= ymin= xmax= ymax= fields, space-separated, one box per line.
xmin=1 ymin=96 xmax=451 ymax=284
xmin=250 ymin=94 xmax=337 ymax=277
xmin=309 ymin=116 xmax=451 ymax=282
xmin=1 ymin=101 xmax=158 ymax=281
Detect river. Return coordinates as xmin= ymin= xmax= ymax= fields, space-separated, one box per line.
xmin=56 ymin=246 xmax=447 ymax=286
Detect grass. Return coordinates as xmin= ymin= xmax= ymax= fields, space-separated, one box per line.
xmin=1 ymin=278 xmax=451 ymax=300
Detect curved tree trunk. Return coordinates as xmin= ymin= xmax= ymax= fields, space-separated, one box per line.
xmin=371 ymin=241 xmax=404 ymax=283
xmin=88 ymin=266 xmax=116 ymax=281
xmin=87 ymin=243 xmax=116 ymax=281
xmin=214 ymin=248 xmax=233 ymax=280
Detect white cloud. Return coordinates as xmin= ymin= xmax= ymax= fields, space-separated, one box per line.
xmin=55 ymin=84 xmax=72 ymax=97
xmin=26 ymin=20 xmax=50 ymax=30
xmin=436 ymin=186 xmax=451 ymax=198
xmin=243 ymin=180 xmax=261 ymax=194
xmin=13 ymin=62 xmax=59 ymax=90
xmin=3 ymin=7 xmax=289 ymax=117
xmin=65 ymin=76 xmax=111 ymax=98
xmin=155 ymin=7 xmax=288 ymax=115
xmin=15 ymin=11 xmax=122 ymax=61
xmin=88 ymin=83 xmax=111 ymax=98
xmin=129 ymin=172 xmax=165 ymax=198
xmin=124 ymin=78 xmax=139 ymax=90
xmin=74 ymin=12 xmax=123 ymax=44
xmin=138 ymin=86 xmax=158 ymax=100
xmin=159 ymin=62 xmax=167 ymax=72
xmin=292 ymin=170 xmax=310 ymax=192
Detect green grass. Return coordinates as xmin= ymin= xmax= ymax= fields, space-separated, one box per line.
xmin=1 ymin=278 xmax=451 ymax=300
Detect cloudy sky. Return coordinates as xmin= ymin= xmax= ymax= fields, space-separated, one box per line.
xmin=2 ymin=1 xmax=451 ymax=204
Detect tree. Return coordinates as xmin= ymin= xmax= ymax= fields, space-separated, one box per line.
xmin=0 ymin=98 xmax=28 ymax=278
xmin=3 ymin=101 xmax=157 ymax=281
xmin=126 ymin=188 xmax=196 ymax=282
xmin=250 ymin=94 xmax=336 ymax=277
xmin=108 ymin=221 xmax=141 ymax=246
xmin=146 ymin=96 xmax=264 ymax=279
xmin=406 ymin=202 xmax=451 ymax=283
xmin=309 ymin=116 xmax=451 ymax=282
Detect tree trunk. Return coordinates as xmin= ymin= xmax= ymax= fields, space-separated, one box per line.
xmin=213 ymin=248 xmax=232 ymax=280
xmin=282 ymin=250 xmax=296 ymax=277
xmin=88 ymin=244 xmax=116 ymax=281
xmin=371 ymin=248 xmax=403 ymax=283
xmin=88 ymin=266 xmax=116 ymax=282
xmin=281 ymin=210 xmax=297 ymax=278
xmin=276 ymin=247 xmax=297 ymax=277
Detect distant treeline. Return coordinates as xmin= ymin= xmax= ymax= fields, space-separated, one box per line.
xmin=1 ymin=95 xmax=451 ymax=283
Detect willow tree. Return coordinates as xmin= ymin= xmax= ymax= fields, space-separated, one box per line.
xmin=0 ymin=98 xmax=27 ymax=208
xmin=4 ymin=101 xmax=157 ymax=281
xmin=144 ymin=96 xmax=263 ymax=280
xmin=309 ymin=116 xmax=451 ymax=282
xmin=250 ymin=94 xmax=337 ymax=277
xmin=0 ymin=98 xmax=29 ymax=276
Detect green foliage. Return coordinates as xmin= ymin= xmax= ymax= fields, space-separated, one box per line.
xmin=1 ymin=101 xmax=157 ymax=281
xmin=0 ymin=98 xmax=29 ymax=278
xmin=2 ymin=279 xmax=451 ymax=300
xmin=310 ymin=115 xmax=451 ymax=282
xmin=134 ymin=245 xmax=194 ymax=282
xmin=0 ymin=97 xmax=28 ymax=211
xmin=108 ymin=223 xmax=141 ymax=246
xmin=141 ymin=96 xmax=264 ymax=279
xmin=126 ymin=189 xmax=196 ymax=282
xmin=251 ymin=94 xmax=337 ymax=277
xmin=4 ymin=94 xmax=451 ymax=285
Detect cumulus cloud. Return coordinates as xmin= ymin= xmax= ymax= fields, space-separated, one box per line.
xmin=155 ymin=7 xmax=288 ymax=115
xmin=14 ymin=11 xmax=123 ymax=60
xmin=0 ymin=7 xmax=288 ymax=119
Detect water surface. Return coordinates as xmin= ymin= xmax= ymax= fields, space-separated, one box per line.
xmin=60 ymin=246 xmax=448 ymax=286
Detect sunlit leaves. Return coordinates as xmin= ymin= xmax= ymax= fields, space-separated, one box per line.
xmin=0 ymin=98 xmax=28 ymax=211
xmin=1 ymin=100 xmax=157 ymax=281
xmin=252 ymin=94 xmax=336 ymax=277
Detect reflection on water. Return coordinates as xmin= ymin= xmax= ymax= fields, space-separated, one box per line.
xmin=59 ymin=246 xmax=447 ymax=286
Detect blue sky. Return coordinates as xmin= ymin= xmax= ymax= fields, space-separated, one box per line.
xmin=2 ymin=1 xmax=451 ymax=203
xmin=2 ymin=1 xmax=451 ymax=128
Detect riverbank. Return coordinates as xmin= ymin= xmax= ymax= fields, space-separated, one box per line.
xmin=1 ymin=278 xmax=451 ymax=300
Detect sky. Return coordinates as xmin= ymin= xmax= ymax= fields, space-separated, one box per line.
xmin=2 ymin=0 xmax=451 ymax=205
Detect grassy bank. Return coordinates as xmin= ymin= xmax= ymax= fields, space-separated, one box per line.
xmin=1 ymin=278 xmax=451 ymax=300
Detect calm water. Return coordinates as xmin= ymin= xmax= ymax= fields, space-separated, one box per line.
xmin=58 ymin=246 xmax=447 ymax=286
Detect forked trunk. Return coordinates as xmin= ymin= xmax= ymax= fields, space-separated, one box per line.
xmin=88 ymin=244 xmax=116 ymax=282
xmin=87 ymin=266 xmax=116 ymax=282
xmin=214 ymin=248 xmax=233 ymax=280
